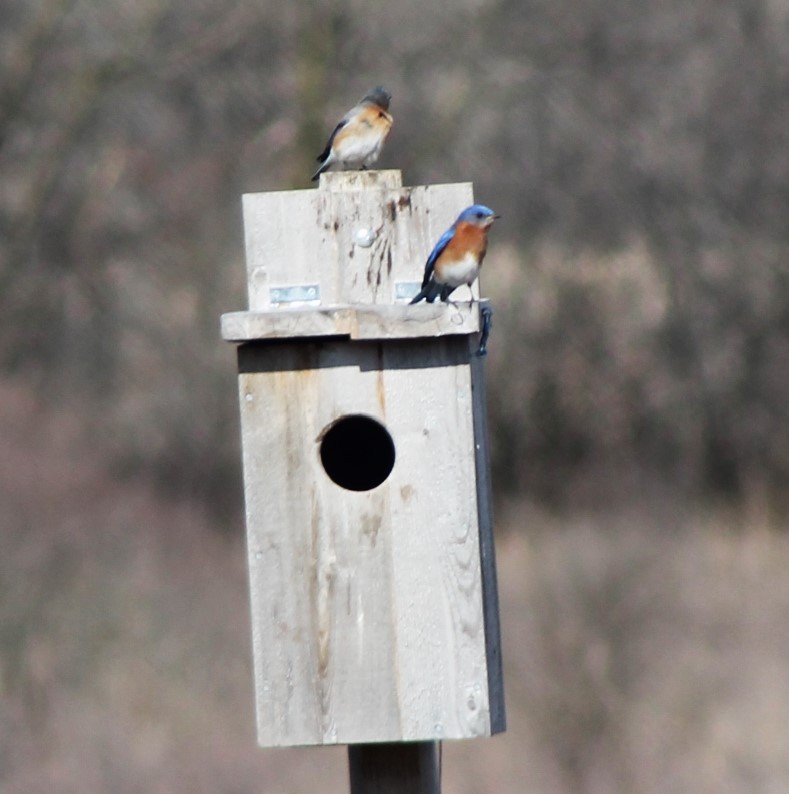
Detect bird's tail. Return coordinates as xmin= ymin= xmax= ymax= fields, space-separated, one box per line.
xmin=311 ymin=161 xmax=329 ymax=182
xmin=409 ymin=281 xmax=442 ymax=304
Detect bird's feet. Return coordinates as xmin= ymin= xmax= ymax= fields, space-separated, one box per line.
xmin=476 ymin=304 xmax=493 ymax=356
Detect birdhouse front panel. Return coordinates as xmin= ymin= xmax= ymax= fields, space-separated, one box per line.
xmin=237 ymin=336 xmax=493 ymax=746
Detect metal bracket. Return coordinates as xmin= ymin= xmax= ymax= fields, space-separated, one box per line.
xmin=270 ymin=285 xmax=320 ymax=305
xmin=395 ymin=282 xmax=422 ymax=302
xmin=476 ymin=304 xmax=493 ymax=356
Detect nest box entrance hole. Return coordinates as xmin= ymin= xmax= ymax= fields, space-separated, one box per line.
xmin=319 ymin=414 xmax=396 ymax=491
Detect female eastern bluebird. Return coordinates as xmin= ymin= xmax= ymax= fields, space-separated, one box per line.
xmin=409 ymin=205 xmax=500 ymax=304
xmin=311 ymin=86 xmax=393 ymax=181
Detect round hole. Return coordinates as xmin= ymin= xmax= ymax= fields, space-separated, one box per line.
xmin=319 ymin=415 xmax=395 ymax=491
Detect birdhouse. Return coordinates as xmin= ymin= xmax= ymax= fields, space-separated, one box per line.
xmin=221 ymin=170 xmax=504 ymax=748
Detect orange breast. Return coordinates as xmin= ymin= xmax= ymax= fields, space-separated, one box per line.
xmin=442 ymin=222 xmax=489 ymax=263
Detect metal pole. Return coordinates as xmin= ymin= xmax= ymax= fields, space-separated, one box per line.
xmin=348 ymin=742 xmax=441 ymax=794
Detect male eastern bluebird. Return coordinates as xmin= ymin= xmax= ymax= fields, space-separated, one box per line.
xmin=409 ymin=204 xmax=500 ymax=304
xmin=311 ymin=86 xmax=393 ymax=181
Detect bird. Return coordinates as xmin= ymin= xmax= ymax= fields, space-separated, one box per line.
xmin=409 ymin=205 xmax=500 ymax=304
xmin=311 ymin=86 xmax=393 ymax=181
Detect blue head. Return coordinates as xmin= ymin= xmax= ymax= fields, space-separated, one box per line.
xmin=362 ymin=86 xmax=392 ymax=110
xmin=456 ymin=204 xmax=499 ymax=228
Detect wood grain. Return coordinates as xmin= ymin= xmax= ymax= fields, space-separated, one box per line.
xmin=237 ymin=338 xmax=494 ymax=745
xmin=227 ymin=171 xmax=504 ymax=748
xmin=240 ymin=171 xmax=475 ymax=310
xmin=221 ymin=302 xmax=483 ymax=343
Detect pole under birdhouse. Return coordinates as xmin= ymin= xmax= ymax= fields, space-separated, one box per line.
xmin=349 ymin=741 xmax=441 ymax=793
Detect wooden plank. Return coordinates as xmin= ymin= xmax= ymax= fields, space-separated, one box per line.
xmin=242 ymin=189 xmax=324 ymax=309
xmin=470 ymin=346 xmax=506 ymax=734
xmin=348 ymin=742 xmax=441 ymax=794
xmin=236 ymin=337 xmax=493 ymax=746
xmin=319 ymin=170 xmax=403 ymax=192
xmin=378 ymin=340 xmax=491 ymax=741
xmin=240 ymin=171 xmax=475 ymax=311
xmin=220 ymin=302 xmax=482 ymax=343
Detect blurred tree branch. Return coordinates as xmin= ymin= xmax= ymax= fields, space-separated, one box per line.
xmin=1 ymin=0 xmax=788 ymax=509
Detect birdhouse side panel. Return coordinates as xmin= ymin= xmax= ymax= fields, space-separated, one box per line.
xmin=470 ymin=350 xmax=506 ymax=733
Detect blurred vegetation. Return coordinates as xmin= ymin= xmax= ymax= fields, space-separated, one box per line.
xmin=4 ymin=380 xmax=789 ymax=792
xmin=2 ymin=0 xmax=789 ymax=512
xmin=4 ymin=3 xmax=789 ymax=791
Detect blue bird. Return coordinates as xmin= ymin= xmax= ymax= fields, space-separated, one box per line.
xmin=410 ymin=204 xmax=500 ymax=304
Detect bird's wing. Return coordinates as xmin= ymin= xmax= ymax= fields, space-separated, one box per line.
xmin=317 ymin=98 xmax=374 ymax=163
xmin=421 ymin=226 xmax=456 ymax=287
xmin=316 ymin=116 xmax=349 ymax=163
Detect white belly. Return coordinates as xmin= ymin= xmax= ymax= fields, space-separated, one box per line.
xmin=439 ymin=252 xmax=480 ymax=288
xmin=335 ymin=129 xmax=385 ymax=168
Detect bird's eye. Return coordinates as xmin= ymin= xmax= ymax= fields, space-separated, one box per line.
xmin=475 ymin=211 xmax=484 ymax=219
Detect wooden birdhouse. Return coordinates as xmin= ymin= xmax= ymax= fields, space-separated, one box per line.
xmin=221 ymin=170 xmax=504 ymax=750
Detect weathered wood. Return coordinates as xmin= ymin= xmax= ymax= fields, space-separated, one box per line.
xmin=319 ymin=170 xmax=404 ymax=192
xmin=241 ymin=170 xmax=475 ymax=310
xmin=237 ymin=337 xmax=493 ymax=746
xmin=220 ymin=301 xmax=483 ymax=343
xmin=224 ymin=171 xmax=505 ymax=750
xmin=348 ymin=742 xmax=441 ymax=794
